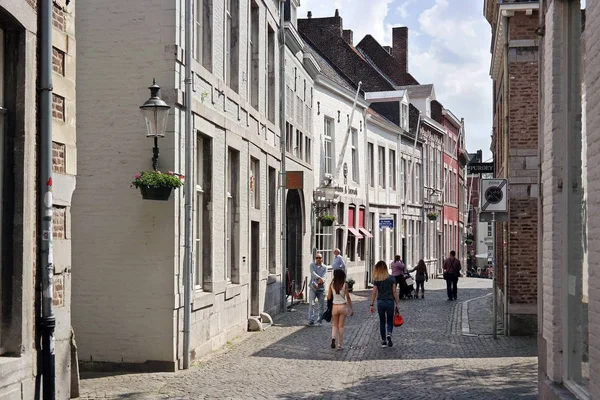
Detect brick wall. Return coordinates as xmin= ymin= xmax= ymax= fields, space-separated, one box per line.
xmin=52 ymin=2 xmax=65 ymax=32
xmin=52 ymin=47 xmax=65 ymax=76
xmin=53 ymin=206 xmax=66 ymax=239
xmin=52 ymin=141 xmax=66 ymax=173
xmin=509 ymin=12 xmax=539 ymax=41
xmin=52 ymin=94 xmax=65 ymax=120
xmin=509 ymin=56 xmax=539 ymax=149
xmin=508 ymin=198 xmax=537 ymax=304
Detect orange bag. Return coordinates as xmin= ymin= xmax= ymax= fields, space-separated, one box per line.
xmin=393 ymin=312 xmax=404 ymax=327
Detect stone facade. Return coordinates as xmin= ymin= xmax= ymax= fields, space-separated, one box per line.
xmin=0 ymin=0 xmax=77 ymax=398
xmin=73 ymin=0 xmax=286 ymax=371
xmin=485 ymin=0 xmax=539 ymax=336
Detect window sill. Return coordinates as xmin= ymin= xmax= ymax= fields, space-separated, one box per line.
xmin=267 ymin=274 xmax=278 ymax=285
xmin=192 ymin=290 xmax=214 ymax=311
xmin=225 ymin=284 xmax=242 ymax=300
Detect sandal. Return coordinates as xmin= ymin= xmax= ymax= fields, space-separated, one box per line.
xmin=331 ymin=338 xmax=336 ymax=349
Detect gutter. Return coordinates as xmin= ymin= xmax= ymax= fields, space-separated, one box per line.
xmin=40 ymin=0 xmax=56 ymax=396
xmin=502 ymin=14 xmax=509 ymax=336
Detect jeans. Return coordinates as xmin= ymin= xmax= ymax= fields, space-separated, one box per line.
xmin=446 ymin=278 xmax=458 ymax=299
xmin=377 ymin=299 xmax=395 ymax=340
xmin=308 ymin=288 xmax=325 ymax=323
xmin=415 ymin=280 xmax=425 ymax=296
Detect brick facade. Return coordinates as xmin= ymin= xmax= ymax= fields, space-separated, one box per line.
xmin=52 ymin=141 xmax=66 ymax=173
xmin=52 ymin=93 xmax=65 ymax=120
xmin=52 ymin=2 xmax=65 ymax=31
xmin=52 ymin=46 xmax=65 ymax=76
xmin=486 ymin=3 xmax=539 ymax=336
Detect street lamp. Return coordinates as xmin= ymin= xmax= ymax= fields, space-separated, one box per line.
xmin=140 ymin=79 xmax=171 ymax=170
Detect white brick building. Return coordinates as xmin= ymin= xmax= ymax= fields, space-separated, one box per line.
xmin=537 ymin=0 xmax=593 ymax=399
xmin=73 ymin=0 xmax=286 ymax=370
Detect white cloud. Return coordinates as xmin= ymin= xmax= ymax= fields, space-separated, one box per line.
xmin=298 ymin=0 xmax=394 ymax=45
xmin=396 ymin=0 xmax=417 ymax=20
xmin=412 ymin=0 xmax=492 ymax=158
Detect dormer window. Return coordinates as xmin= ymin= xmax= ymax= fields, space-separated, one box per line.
xmin=401 ymin=103 xmax=409 ymax=130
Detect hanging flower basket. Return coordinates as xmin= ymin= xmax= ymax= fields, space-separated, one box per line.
xmin=427 ymin=212 xmax=438 ymax=221
xmin=465 ymin=239 xmax=474 ymax=245
xmin=318 ymin=215 xmax=336 ymax=226
xmin=132 ymin=170 xmax=184 ymax=201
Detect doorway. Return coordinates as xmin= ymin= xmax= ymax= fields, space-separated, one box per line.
xmin=251 ymin=221 xmax=260 ymax=316
xmin=286 ymin=190 xmax=303 ymax=294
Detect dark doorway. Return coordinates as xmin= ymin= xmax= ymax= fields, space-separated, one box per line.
xmin=402 ymin=238 xmax=407 ymax=266
xmin=286 ymin=190 xmax=303 ymax=294
xmin=251 ymin=221 xmax=260 ymax=316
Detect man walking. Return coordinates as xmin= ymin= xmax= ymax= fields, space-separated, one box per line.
xmin=307 ymin=253 xmax=328 ymax=326
xmin=331 ymin=248 xmax=346 ymax=272
xmin=443 ymin=250 xmax=461 ymax=301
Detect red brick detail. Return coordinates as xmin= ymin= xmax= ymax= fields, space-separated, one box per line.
xmin=52 ymin=3 xmax=65 ymax=32
xmin=507 ymin=198 xmax=538 ymax=304
xmin=52 ymin=142 xmax=66 ymax=173
xmin=508 ymin=12 xmax=539 ymax=41
xmin=509 ymin=58 xmax=539 ymax=149
xmin=53 ymin=206 xmax=66 ymax=239
xmin=52 ymin=47 xmax=65 ymax=76
xmin=53 ymin=273 xmax=65 ymax=307
xmin=52 ymin=94 xmax=65 ymax=121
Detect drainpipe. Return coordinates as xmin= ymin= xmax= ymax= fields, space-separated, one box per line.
xmin=40 ymin=0 xmax=56 ymax=397
xmin=183 ymin=0 xmax=193 ymax=370
xmin=279 ymin=0 xmax=287 ymax=313
xmin=536 ymin=0 xmax=544 ymax=364
xmin=502 ymin=15 xmax=510 ymax=336
xmin=364 ymin=110 xmax=370 ymax=287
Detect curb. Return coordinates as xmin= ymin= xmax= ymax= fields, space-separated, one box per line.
xmin=461 ymin=293 xmax=493 ymax=337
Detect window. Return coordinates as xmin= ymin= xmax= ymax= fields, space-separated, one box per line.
xmin=224 ymin=0 xmax=239 ymax=91
xmin=437 ymin=149 xmax=442 ymax=190
xmin=305 ymin=137 xmax=312 ymax=164
xmin=402 ymin=158 xmax=408 ymax=200
xmin=389 ymin=149 xmax=396 ymax=190
xmin=401 ymin=103 xmax=408 ymax=130
xmin=268 ymin=167 xmax=277 ymax=274
xmin=250 ymin=157 xmax=259 ymax=209
xmin=267 ymin=26 xmax=275 ymax=122
xmin=487 ymin=222 xmax=492 ymax=237
xmin=226 ymin=148 xmax=240 ymax=282
xmin=357 ymin=207 xmax=366 ymax=261
xmin=250 ymin=1 xmax=258 ymax=107
xmin=324 ymin=117 xmax=334 ymax=175
xmin=346 ymin=206 xmax=356 ymax=262
xmin=367 ymin=143 xmax=374 ymax=187
xmin=378 ymin=146 xmax=386 ymax=188
xmin=195 ymin=135 xmax=213 ymax=289
xmin=285 ymin=122 xmax=293 ymax=153
xmin=194 ymin=0 xmax=213 ymax=70
xmin=316 ymin=225 xmax=333 ymax=265
xmin=415 ymin=163 xmax=421 ymax=203
xmin=351 ymin=128 xmax=359 ymax=183
xmin=295 ymin=129 xmax=303 ymax=159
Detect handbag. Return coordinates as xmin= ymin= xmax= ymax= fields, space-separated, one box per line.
xmin=393 ymin=309 xmax=404 ymax=327
xmin=322 ymin=298 xmax=333 ymax=322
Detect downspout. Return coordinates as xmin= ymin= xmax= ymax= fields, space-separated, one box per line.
xmin=279 ymin=0 xmax=287 ymax=313
xmin=183 ymin=0 xmax=193 ymax=370
xmin=40 ymin=0 xmax=56 ymax=397
xmin=502 ymin=15 xmax=510 ymax=336
xmin=407 ymin=114 xmax=421 ymax=268
xmin=536 ymin=0 xmax=544 ymax=375
xmin=364 ymin=110 xmax=370 ymax=288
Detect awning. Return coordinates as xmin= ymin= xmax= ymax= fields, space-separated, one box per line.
xmin=347 ymin=227 xmax=363 ymax=239
xmin=358 ymin=227 xmax=373 ymax=238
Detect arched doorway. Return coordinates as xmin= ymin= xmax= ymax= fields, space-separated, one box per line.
xmin=286 ymin=190 xmax=304 ymax=294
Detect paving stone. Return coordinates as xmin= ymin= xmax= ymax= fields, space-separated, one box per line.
xmin=79 ymin=278 xmax=537 ymax=399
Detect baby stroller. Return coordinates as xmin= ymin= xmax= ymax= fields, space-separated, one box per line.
xmin=400 ymin=272 xmax=415 ymax=299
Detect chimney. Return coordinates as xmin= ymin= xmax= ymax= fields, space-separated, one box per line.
xmin=343 ymin=29 xmax=353 ymax=45
xmin=307 ymin=11 xmax=312 ymax=19
xmin=392 ymin=26 xmax=409 ymax=74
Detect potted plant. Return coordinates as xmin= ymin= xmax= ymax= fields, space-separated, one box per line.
xmin=132 ymin=170 xmax=184 ymax=201
xmin=318 ymin=215 xmax=336 ymax=226
xmin=465 ymin=238 xmax=474 ymax=245
xmin=346 ymin=278 xmax=355 ymax=292
xmin=427 ymin=212 xmax=439 ymax=221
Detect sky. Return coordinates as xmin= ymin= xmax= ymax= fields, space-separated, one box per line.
xmin=298 ymin=0 xmax=493 ymax=160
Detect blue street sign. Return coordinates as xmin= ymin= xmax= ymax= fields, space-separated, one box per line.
xmin=379 ymin=216 xmax=394 ymax=229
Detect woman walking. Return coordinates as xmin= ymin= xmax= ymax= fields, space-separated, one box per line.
xmin=409 ymin=259 xmax=428 ymax=299
xmin=390 ymin=255 xmax=407 ymax=299
xmin=328 ymin=269 xmax=354 ymax=350
xmin=369 ymin=261 xmax=400 ymax=347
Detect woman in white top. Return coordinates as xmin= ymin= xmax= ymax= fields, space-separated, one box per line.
xmin=327 ymin=269 xmax=354 ymax=350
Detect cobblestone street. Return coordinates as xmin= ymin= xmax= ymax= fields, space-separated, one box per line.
xmin=79 ymin=278 xmax=537 ymax=399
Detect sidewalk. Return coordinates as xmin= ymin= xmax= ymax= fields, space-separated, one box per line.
xmin=79 ymin=278 xmax=537 ymax=400
xmin=462 ymin=292 xmax=504 ymax=336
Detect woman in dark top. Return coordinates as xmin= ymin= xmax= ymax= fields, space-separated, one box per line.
xmin=409 ymin=259 xmax=428 ymax=299
xmin=369 ymin=261 xmax=401 ymax=348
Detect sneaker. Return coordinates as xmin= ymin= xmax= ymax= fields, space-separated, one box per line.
xmin=387 ymin=334 xmax=393 ymax=348
xmin=381 ymin=340 xmax=388 ymax=348
xmin=331 ymin=338 xmax=336 ymax=349
xmin=306 ymin=321 xmax=315 ymax=326
xmin=317 ymin=321 xmax=323 ymax=326
xmin=337 ymin=345 xmax=343 ymax=351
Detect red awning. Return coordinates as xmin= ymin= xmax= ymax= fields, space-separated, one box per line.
xmin=358 ymin=227 xmax=373 ymax=238
xmin=347 ymin=227 xmax=363 ymax=239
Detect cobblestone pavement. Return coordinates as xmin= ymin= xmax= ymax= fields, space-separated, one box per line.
xmin=79 ymin=278 xmax=537 ymax=399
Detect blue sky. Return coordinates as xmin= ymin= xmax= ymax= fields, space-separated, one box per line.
xmin=298 ymin=0 xmax=493 ymax=160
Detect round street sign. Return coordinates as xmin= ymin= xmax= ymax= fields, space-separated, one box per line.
xmin=485 ymin=186 xmax=503 ymax=204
